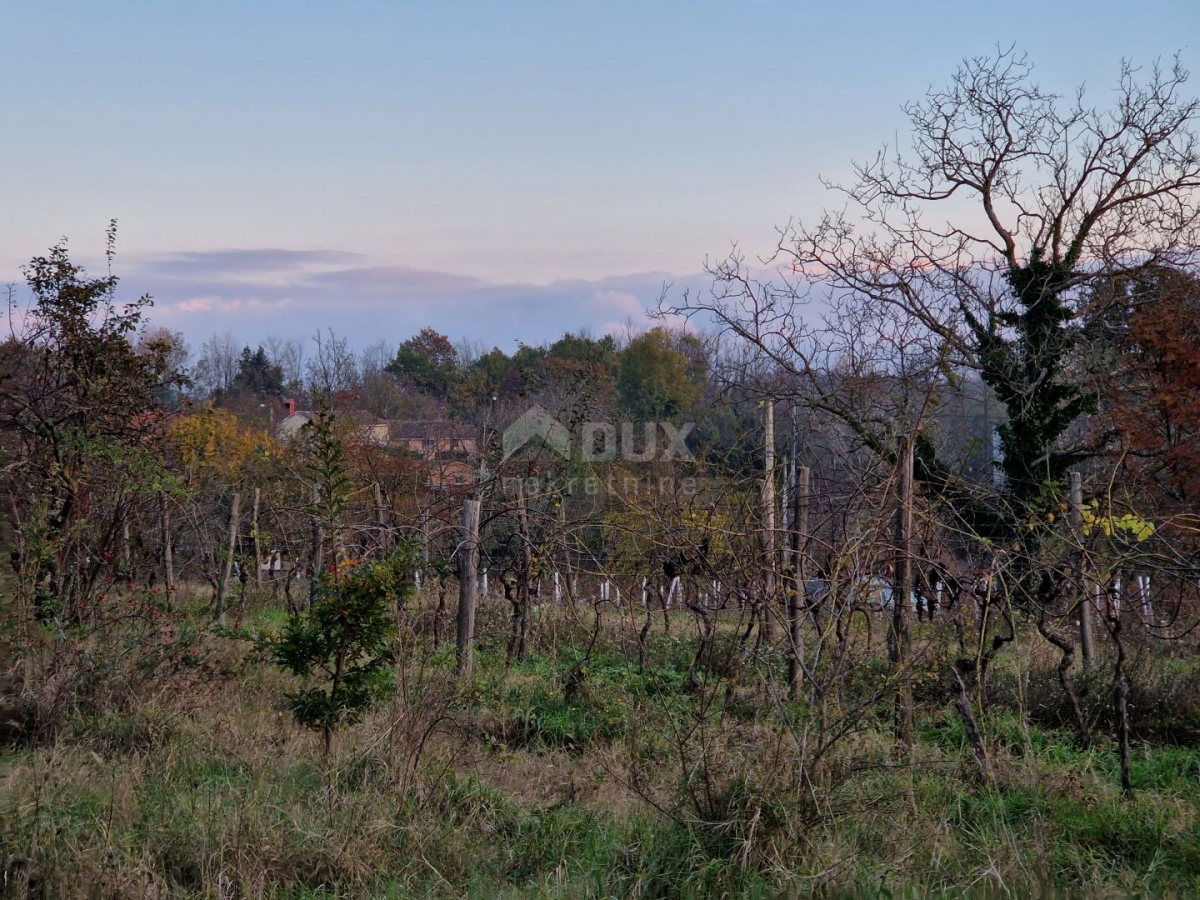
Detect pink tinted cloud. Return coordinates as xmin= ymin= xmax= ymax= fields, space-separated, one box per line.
xmin=173 ymin=295 xmax=291 ymax=314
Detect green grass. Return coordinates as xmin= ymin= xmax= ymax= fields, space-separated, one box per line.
xmin=7 ymin=592 xmax=1200 ymax=897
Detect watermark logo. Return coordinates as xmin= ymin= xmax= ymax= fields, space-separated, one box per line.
xmin=502 ymin=406 xmax=694 ymax=462
xmin=502 ymin=473 xmax=698 ymax=498
xmin=502 ymin=405 xmax=570 ymax=460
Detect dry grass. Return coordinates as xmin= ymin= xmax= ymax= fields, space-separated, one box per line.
xmin=4 ymin=586 xmax=1200 ymax=897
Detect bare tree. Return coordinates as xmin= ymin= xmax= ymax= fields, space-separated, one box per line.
xmin=306 ymin=329 xmax=360 ymax=399
xmin=795 ymin=50 xmax=1199 ymax=505
xmin=668 ymin=49 xmax=1200 ymax=514
xmin=192 ymin=330 xmax=240 ymax=400
xmin=265 ymin=335 xmax=307 ymax=396
xmin=137 ymin=327 xmax=191 ymax=377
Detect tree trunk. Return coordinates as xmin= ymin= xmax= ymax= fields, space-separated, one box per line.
xmin=951 ymin=664 xmax=994 ymax=785
xmin=326 ymin=646 xmax=346 ymax=758
xmin=1037 ymin=615 xmax=1088 ymax=743
xmin=1110 ymin=607 xmax=1133 ymax=796
xmin=310 ymin=482 xmax=323 ymax=610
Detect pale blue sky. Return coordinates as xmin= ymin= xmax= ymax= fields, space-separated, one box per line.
xmin=2 ymin=1 xmax=1197 ymax=348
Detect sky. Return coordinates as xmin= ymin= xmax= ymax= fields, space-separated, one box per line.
xmin=2 ymin=1 xmax=1198 ymax=354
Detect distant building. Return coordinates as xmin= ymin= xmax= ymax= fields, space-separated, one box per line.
xmin=272 ymin=408 xmax=478 ymax=489
xmin=343 ymin=410 xmax=390 ymax=447
xmin=274 ymin=399 xmax=314 ymax=441
xmin=274 ymin=400 xmax=390 ymax=448
xmin=389 ymin=420 xmax=477 ymax=457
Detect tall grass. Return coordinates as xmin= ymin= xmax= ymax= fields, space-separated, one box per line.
xmin=4 ymin=585 xmax=1200 ymax=897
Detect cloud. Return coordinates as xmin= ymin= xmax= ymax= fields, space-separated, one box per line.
xmin=587 ymin=289 xmax=648 ymax=336
xmin=304 ymin=265 xmax=486 ymax=294
xmin=175 ymin=296 xmax=219 ymax=313
xmin=136 ymin=248 xmax=367 ymax=280
xmin=3 ymin=243 xmax=807 ymax=355
xmin=108 ymin=248 xmax=717 ymax=351
xmin=175 ymin=295 xmax=293 ymax=314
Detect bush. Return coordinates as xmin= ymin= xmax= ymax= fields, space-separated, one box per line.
xmin=264 ymin=544 xmax=418 ymax=753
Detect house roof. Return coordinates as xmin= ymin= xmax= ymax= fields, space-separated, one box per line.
xmin=343 ymin=410 xmax=389 ymax=429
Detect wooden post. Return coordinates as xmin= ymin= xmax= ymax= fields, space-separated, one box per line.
xmin=762 ymin=399 xmax=776 ymax=640
xmin=160 ymin=492 xmax=175 ymax=612
xmin=789 ymin=464 xmax=810 ymax=701
xmin=780 ymin=442 xmax=792 ymax=537
xmin=310 ymin=483 xmax=324 ymax=610
xmin=252 ymin=487 xmax=262 ymax=587
xmin=373 ymin=482 xmax=388 ymax=555
xmin=892 ymin=437 xmax=914 ymax=749
xmin=456 ymin=499 xmax=481 ymax=677
xmin=1070 ymin=471 xmax=1094 ymax=669
xmin=121 ymin=519 xmax=131 ymax=572
xmin=558 ymin=499 xmax=570 ymax=598
xmin=215 ymin=491 xmax=241 ymax=625
xmin=516 ymin=480 xmax=533 ymax=660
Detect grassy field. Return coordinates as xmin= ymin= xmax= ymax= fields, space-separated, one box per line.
xmin=4 ymin=585 xmax=1200 ymax=898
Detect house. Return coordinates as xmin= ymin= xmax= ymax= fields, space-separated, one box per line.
xmin=389 ymin=420 xmax=477 ymax=457
xmin=274 ymin=400 xmax=314 ymax=441
xmin=274 ymin=400 xmax=390 ymax=447
xmin=343 ymin=410 xmax=390 ymax=447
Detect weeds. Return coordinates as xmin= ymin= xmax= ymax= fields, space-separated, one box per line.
xmin=5 ymin=585 xmax=1200 ymax=897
